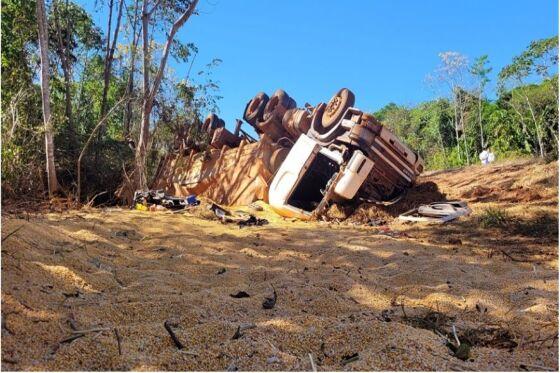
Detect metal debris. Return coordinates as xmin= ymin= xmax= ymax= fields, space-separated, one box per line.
xmin=398 ymin=201 xmax=472 ymax=223
xmin=147 ymin=88 xmax=424 ymax=220
xmin=230 ymin=291 xmax=250 ymax=298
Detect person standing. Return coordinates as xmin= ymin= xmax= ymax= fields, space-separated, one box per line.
xmin=479 ymin=147 xmax=490 ymax=165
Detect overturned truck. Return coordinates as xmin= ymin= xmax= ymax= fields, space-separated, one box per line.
xmin=151 ymin=88 xmax=424 ymax=219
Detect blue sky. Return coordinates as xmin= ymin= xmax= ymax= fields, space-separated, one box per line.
xmin=84 ymin=0 xmax=558 ymax=132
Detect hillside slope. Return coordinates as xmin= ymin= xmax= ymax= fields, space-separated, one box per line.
xmin=1 ymin=159 xmax=557 ymax=371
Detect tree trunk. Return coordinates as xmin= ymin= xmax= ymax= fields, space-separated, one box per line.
xmin=100 ymin=0 xmax=125 ymax=131
xmin=36 ymin=0 xmax=60 ymax=196
xmin=134 ymin=0 xmax=199 ymax=190
xmin=477 ymin=90 xmax=485 ymax=149
xmin=453 ymin=100 xmax=461 ymax=162
xmin=134 ymin=1 xmax=152 ymax=190
xmin=457 ymin=91 xmax=470 ymax=165
xmin=524 ymin=94 xmax=545 ymax=157
xmin=63 ymin=67 xmax=75 ymax=151
xmin=53 ymin=0 xmax=77 ymax=155
xmin=123 ymin=0 xmax=141 ymax=137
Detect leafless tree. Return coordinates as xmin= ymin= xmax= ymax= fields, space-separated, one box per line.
xmin=427 ymin=51 xmax=473 ymax=164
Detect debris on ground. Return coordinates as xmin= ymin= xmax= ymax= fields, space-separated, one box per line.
xmin=398 ymin=201 xmax=471 ymax=223
xmin=132 ymin=88 xmax=424 ymax=221
xmin=208 ymin=203 xmax=268 ymax=227
xmin=248 ymin=202 xmax=264 ymax=212
xmin=164 ymin=320 xmax=185 ymax=350
xmin=2 ymin=157 xmax=557 ymax=371
xmin=341 ymin=352 xmax=360 ymax=365
xmin=230 ymin=291 xmax=250 ymax=298
xmin=132 ymin=190 xmax=200 ymax=211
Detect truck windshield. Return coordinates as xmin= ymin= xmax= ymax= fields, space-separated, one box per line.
xmin=287 ymin=152 xmax=339 ymax=212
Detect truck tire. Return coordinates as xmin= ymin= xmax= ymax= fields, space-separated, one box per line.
xmin=321 ymin=88 xmax=355 ymax=130
xmin=264 ymin=89 xmax=296 ymax=121
xmin=203 ymin=114 xmax=225 ymax=134
xmin=243 ymin=92 xmax=269 ymax=126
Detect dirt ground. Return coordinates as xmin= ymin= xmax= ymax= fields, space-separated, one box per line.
xmin=1 ymin=158 xmax=558 ymax=371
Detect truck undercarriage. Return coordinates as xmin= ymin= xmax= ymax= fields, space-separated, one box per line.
xmin=149 ymin=88 xmax=424 ymax=219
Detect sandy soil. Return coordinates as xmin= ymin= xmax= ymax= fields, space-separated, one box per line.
xmin=1 ymin=158 xmax=558 ymax=371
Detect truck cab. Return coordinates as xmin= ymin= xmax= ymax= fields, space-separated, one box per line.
xmin=269 ymin=102 xmax=423 ymax=219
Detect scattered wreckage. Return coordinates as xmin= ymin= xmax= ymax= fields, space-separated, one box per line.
xmin=143 ymin=88 xmax=425 ymax=220
xmin=398 ymin=201 xmax=472 ymax=223
xmin=132 ymin=189 xmax=200 ymax=210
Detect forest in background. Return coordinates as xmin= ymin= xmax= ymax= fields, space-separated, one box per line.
xmin=374 ymin=42 xmax=558 ymax=170
xmin=1 ymin=0 xmax=558 ymax=203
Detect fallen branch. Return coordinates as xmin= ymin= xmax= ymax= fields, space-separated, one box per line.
xmin=114 ymin=328 xmax=122 ymax=355
xmin=59 ymin=333 xmax=85 ymax=344
xmin=239 ymin=322 xmax=256 ymax=332
xmin=400 ymin=302 xmax=408 ymax=319
xmin=520 ymin=363 xmax=556 ymax=371
xmin=341 ymin=352 xmax=359 ymax=365
xmin=76 ymin=96 xmax=129 ymax=202
xmin=231 ymin=325 xmax=243 ymax=340
xmin=309 ymin=353 xmax=317 ymax=372
xmin=71 ymin=327 xmax=111 ymax=334
xmin=452 ymin=324 xmax=461 ymax=347
xmin=522 ymin=332 xmax=558 ymax=348
xmin=178 ymin=350 xmax=199 ymax=356
xmin=2 ymin=226 xmax=23 ymax=243
xmin=164 ymin=320 xmax=184 ymax=349
xmin=2 ymin=357 xmax=19 ymax=364
xmin=500 ymin=250 xmax=524 ymax=262
xmin=86 ymin=191 xmax=108 ymax=208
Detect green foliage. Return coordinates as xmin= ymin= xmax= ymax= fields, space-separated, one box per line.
xmin=499 ymin=36 xmax=558 ymax=85
xmin=479 ymin=208 xmax=510 ymax=228
xmin=1 ymin=0 xmax=37 ymax=104
xmin=1 ymin=0 xmax=222 ymax=201
xmin=0 ymin=0 xmax=556 ymax=199
xmin=375 ymin=37 xmax=557 ymax=171
xmin=470 ymin=55 xmax=492 ymax=87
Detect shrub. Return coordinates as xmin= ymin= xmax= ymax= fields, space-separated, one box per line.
xmin=479 ymin=208 xmax=510 ymax=228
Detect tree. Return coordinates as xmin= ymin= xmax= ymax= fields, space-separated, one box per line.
xmin=1 ymin=0 xmax=37 ymax=108
xmin=36 ymin=0 xmax=60 ymax=196
xmin=427 ymin=51 xmax=473 ymax=164
xmin=123 ymin=0 xmax=142 ymax=137
xmin=51 ymin=0 xmax=77 ymax=154
xmin=99 ymin=0 xmax=125 ymax=134
xmin=499 ymin=36 xmax=558 ymax=157
xmin=134 ymin=0 xmax=200 ymax=190
xmin=49 ymin=0 xmax=102 ymax=155
xmin=470 ymin=55 xmax=492 ymax=149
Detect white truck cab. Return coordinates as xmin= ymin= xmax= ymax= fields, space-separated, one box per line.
xmin=269 ymin=134 xmax=373 ymax=219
